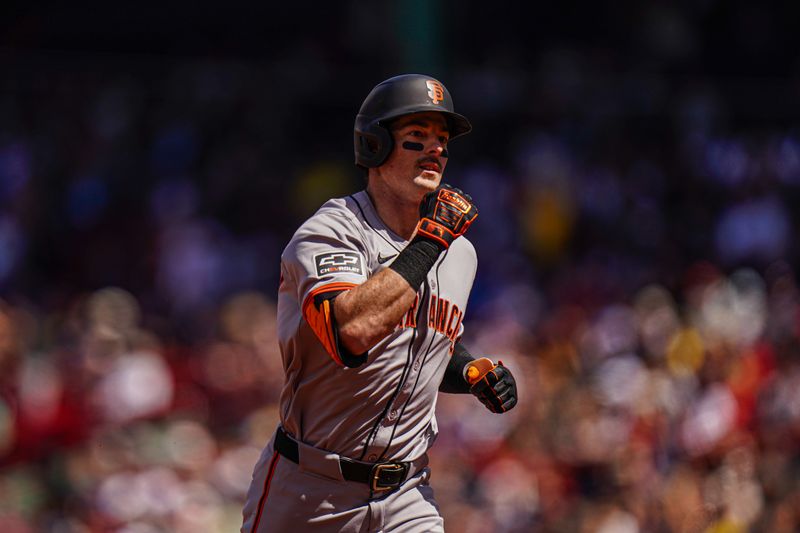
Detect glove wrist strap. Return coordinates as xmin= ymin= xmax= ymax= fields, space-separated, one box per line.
xmin=415 ymin=218 xmax=455 ymax=249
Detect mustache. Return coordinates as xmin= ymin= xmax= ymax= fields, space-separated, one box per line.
xmin=417 ymin=156 xmax=441 ymax=167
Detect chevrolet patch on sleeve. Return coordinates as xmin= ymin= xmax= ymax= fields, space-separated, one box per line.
xmin=314 ymin=251 xmax=364 ymax=276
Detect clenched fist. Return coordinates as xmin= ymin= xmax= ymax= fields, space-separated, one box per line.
xmin=469 ymin=361 xmax=518 ymax=413
xmin=414 ymin=184 xmax=478 ymax=249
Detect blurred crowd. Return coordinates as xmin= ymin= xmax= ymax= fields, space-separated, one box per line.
xmin=2 ymin=2 xmax=800 ymax=532
xmin=4 ymin=271 xmax=800 ymax=532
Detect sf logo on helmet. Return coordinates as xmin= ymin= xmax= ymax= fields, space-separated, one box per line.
xmin=426 ymin=80 xmax=445 ymax=105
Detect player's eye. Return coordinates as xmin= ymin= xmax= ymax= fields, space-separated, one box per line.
xmin=438 ymin=136 xmax=449 ymax=145
xmin=409 ymin=130 xmax=424 ymax=137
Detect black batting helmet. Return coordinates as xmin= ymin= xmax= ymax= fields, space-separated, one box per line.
xmin=354 ymin=74 xmax=472 ymax=168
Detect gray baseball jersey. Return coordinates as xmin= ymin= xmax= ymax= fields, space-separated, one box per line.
xmin=242 ymin=189 xmax=477 ymax=532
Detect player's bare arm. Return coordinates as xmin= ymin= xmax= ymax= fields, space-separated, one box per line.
xmin=333 ymin=268 xmax=418 ymax=354
xmin=335 ymin=184 xmax=477 ymax=355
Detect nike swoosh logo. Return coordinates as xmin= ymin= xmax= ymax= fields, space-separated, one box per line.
xmin=377 ymin=253 xmax=397 ymax=264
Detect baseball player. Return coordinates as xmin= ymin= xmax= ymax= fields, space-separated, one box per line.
xmin=241 ymin=74 xmax=518 ymax=533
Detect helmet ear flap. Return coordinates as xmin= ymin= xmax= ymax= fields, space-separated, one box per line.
xmin=354 ymin=120 xmax=393 ymax=168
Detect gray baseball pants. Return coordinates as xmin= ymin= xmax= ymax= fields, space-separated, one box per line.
xmin=241 ymin=433 xmax=444 ymax=533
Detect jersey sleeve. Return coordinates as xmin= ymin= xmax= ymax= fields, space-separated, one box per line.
xmin=282 ymin=209 xmax=370 ymax=367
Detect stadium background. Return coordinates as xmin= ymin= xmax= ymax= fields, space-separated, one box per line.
xmin=2 ymin=2 xmax=800 ymax=531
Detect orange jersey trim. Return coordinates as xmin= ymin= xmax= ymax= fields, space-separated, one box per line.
xmin=250 ymin=450 xmax=280 ymax=533
xmin=302 ymin=282 xmax=358 ymax=366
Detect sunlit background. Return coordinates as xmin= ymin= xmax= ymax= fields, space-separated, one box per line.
xmin=2 ymin=2 xmax=800 ymax=532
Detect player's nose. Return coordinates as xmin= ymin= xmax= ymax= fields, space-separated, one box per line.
xmin=427 ymin=139 xmax=445 ymax=155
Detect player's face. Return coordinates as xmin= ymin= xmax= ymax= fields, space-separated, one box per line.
xmin=379 ymin=112 xmax=450 ymax=202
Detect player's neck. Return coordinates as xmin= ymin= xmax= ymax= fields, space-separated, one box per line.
xmin=365 ymin=182 xmax=419 ymax=240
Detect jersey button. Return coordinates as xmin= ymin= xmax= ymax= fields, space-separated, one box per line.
xmin=388 ymin=409 xmax=398 ymax=420
xmin=367 ymin=454 xmax=378 ymax=461
xmin=413 ymin=360 xmax=421 ymax=371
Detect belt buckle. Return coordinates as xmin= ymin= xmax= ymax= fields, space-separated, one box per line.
xmin=370 ymin=463 xmax=407 ymax=492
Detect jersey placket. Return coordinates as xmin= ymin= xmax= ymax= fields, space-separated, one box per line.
xmin=362 ymin=278 xmax=435 ymax=462
xmin=367 ymin=263 xmax=444 ymax=461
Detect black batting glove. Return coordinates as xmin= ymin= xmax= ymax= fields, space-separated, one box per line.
xmin=413 ymin=184 xmax=478 ymax=250
xmin=469 ymin=361 xmax=518 ymax=413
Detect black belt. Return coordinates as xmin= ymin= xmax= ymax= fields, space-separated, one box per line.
xmin=275 ymin=427 xmax=411 ymax=493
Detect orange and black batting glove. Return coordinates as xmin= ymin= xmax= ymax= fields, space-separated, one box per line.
xmin=414 ymin=183 xmax=478 ymax=250
xmin=390 ymin=184 xmax=477 ymax=290
xmin=466 ymin=358 xmax=518 ymax=413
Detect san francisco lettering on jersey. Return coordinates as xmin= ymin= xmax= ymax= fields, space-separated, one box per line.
xmin=395 ymin=292 xmax=463 ymax=352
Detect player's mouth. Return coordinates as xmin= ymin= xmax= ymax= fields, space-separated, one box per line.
xmin=418 ymin=158 xmax=441 ymax=173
